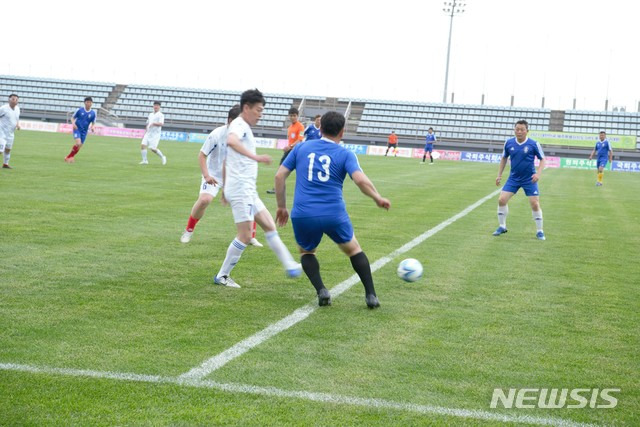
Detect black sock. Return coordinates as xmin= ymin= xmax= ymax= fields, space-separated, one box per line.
xmin=422 ymin=155 xmax=426 ymax=162
xmin=350 ymin=251 xmax=376 ymax=296
xmin=301 ymin=254 xmax=325 ymax=293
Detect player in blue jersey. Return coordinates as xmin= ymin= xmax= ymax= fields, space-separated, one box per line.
xmin=588 ymin=131 xmax=613 ymax=186
xmin=421 ymin=127 xmax=436 ymax=164
xmin=275 ymin=111 xmax=390 ymax=308
xmin=493 ymin=120 xmax=546 ymax=240
xmin=303 ymin=114 xmax=322 ymax=141
xmin=65 ymin=97 xmax=97 ymax=163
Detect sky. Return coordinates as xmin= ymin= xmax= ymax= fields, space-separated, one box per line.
xmin=3 ymin=0 xmax=639 ymax=111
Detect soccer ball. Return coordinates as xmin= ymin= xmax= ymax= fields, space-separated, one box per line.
xmin=397 ymin=258 xmax=423 ymax=282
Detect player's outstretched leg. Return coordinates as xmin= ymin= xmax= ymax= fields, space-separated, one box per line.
xmin=214 ymin=238 xmax=246 ymax=288
xmin=301 ymin=254 xmax=331 ymax=306
xmin=265 ymin=230 xmax=302 ymax=277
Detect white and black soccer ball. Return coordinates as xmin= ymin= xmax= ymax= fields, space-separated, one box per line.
xmin=397 ymin=258 xmax=423 ymax=282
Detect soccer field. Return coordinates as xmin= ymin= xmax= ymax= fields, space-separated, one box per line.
xmin=1 ymin=132 xmax=638 ymax=426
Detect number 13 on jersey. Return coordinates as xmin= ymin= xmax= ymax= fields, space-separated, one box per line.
xmin=307 ymin=152 xmax=331 ymax=182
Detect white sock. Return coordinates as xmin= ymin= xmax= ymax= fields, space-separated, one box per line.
xmin=532 ymin=209 xmax=543 ymax=232
xmin=265 ymin=230 xmax=297 ymax=269
xmin=155 ymin=149 xmax=164 ymax=158
xmin=497 ymin=205 xmax=508 ymax=228
xmin=217 ymin=238 xmax=246 ymax=277
xmin=3 ymin=152 xmax=10 ymax=165
xmin=141 ymin=149 xmax=148 ymax=162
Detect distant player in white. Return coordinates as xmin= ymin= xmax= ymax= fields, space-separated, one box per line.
xmin=213 ymin=89 xmax=301 ymax=288
xmin=0 ymin=94 xmax=21 ymax=169
xmin=140 ymin=101 xmax=166 ymax=165
xmin=180 ymin=104 xmax=262 ymax=247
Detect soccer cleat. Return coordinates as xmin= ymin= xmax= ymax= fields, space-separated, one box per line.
xmin=365 ymin=294 xmax=380 ymax=309
xmin=286 ymin=263 xmax=303 ymax=278
xmin=266 ymin=188 xmax=276 ymax=194
xmin=492 ymin=226 xmax=508 ymax=236
xmin=595 ymin=182 xmax=602 ymax=186
xmin=64 ymin=156 xmax=75 ymax=163
xmin=318 ymin=288 xmax=332 ymax=306
xmin=536 ymin=231 xmax=546 ymax=241
xmin=139 ymin=160 xmax=149 ymax=165
xmin=249 ymin=237 xmax=263 ymax=247
xmin=214 ymin=275 xmax=241 ymax=288
xmin=161 ymin=155 xmax=167 ymax=165
xmin=180 ymin=230 xmax=193 ymax=243
xmin=2 ymin=164 xmax=12 ymax=169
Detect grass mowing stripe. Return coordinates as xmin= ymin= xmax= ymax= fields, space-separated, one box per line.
xmin=179 ymin=189 xmax=502 ymax=380
xmin=0 ymin=363 xmax=599 ymax=427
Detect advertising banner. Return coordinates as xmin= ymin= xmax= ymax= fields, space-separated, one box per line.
xmin=461 ymin=151 xmax=503 ymax=163
xmin=611 ymin=160 xmax=640 ymax=172
xmin=188 ymin=133 xmax=208 ymax=143
xmin=98 ymin=127 xmax=146 ymax=138
xmin=413 ymin=149 xmax=462 ymax=161
xmin=560 ymin=158 xmax=611 ymax=170
xmin=18 ymin=120 xmax=59 ymax=133
xmin=529 ymin=130 xmax=636 ymax=149
xmin=342 ymin=144 xmax=369 ymax=155
xmin=160 ymin=131 xmax=188 ymax=142
xmin=535 ymin=156 xmax=561 ymax=168
xmin=276 ymin=139 xmax=288 ymax=149
xmin=255 ymin=138 xmax=277 ymax=149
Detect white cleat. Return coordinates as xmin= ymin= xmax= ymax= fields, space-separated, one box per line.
xmin=214 ymin=275 xmax=241 ymax=288
xmin=180 ymin=230 xmax=193 ymax=243
xmin=139 ymin=160 xmax=148 ymax=165
xmin=161 ymin=155 xmax=167 ymax=165
xmin=249 ymin=237 xmax=263 ymax=247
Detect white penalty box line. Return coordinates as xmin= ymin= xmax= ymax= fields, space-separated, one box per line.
xmin=0 ymin=363 xmax=599 ymax=427
xmin=179 ymin=189 xmax=502 ymax=381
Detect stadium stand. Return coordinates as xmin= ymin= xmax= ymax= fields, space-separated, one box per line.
xmin=1 ymin=75 xmax=638 ymax=152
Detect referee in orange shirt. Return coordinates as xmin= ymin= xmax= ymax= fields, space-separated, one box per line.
xmin=267 ymin=107 xmax=305 ymax=194
xmin=385 ymin=131 xmax=398 ymax=156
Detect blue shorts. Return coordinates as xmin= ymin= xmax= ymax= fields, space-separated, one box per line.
xmin=597 ymin=158 xmax=608 ymax=169
xmin=73 ymin=130 xmax=88 ymax=143
xmin=502 ymin=178 xmax=540 ymax=197
xmin=291 ymin=214 xmax=354 ymax=251
xmin=424 ymin=143 xmax=434 ymax=152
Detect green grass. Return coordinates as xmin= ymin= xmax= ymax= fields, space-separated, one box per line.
xmin=1 ymin=131 xmax=638 ymax=426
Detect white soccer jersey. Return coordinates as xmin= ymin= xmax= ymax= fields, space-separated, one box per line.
xmin=146 ymin=111 xmax=164 ymax=136
xmin=0 ymin=104 xmax=20 ymax=138
xmin=201 ymin=124 xmax=228 ymax=184
xmin=225 ymin=116 xmax=258 ymax=197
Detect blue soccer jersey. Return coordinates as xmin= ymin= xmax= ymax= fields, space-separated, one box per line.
xmin=73 ymin=108 xmax=96 ymax=133
xmin=304 ymin=124 xmax=322 ymax=141
xmin=594 ymin=139 xmax=612 ymax=160
xmin=282 ymin=137 xmax=362 ymax=218
xmin=502 ymin=137 xmax=544 ymax=184
xmin=425 ymin=133 xmax=436 ymax=144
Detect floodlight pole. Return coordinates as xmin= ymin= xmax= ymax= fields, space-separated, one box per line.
xmin=442 ymin=1 xmax=465 ymax=104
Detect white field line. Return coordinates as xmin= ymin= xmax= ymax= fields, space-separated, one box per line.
xmin=179 ymin=189 xmax=502 ymax=381
xmin=0 ymin=362 xmax=599 ymax=427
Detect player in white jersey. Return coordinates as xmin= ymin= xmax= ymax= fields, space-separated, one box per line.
xmin=213 ymin=89 xmax=301 ymax=288
xmin=139 ymin=101 xmax=166 ymax=165
xmin=0 ymin=94 xmax=21 ymax=169
xmin=180 ymin=105 xmax=263 ymax=247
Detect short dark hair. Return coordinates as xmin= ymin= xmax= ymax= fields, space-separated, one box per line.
xmin=240 ymin=89 xmax=265 ymax=109
xmin=320 ymin=111 xmax=345 ymax=137
xmin=8 ymin=94 xmax=18 ymax=99
xmin=314 ymin=114 xmax=321 ymax=119
xmin=153 ymin=101 xmax=161 ymax=106
xmin=84 ymin=96 xmax=93 ymax=102
xmin=228 ymin=104 xmax=241 ymax=121
xmin=599 ymin=131 xmax=606 ymax=135
xmin=428 ymin=127 xmax=434 ymax=131
xmin=288 ymin=107 xmax=299 ymax=115
xmin=515 ymin=119 xmax=529 ymax=130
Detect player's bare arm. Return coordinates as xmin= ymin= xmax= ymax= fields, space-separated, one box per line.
xmin=352 ymin=171 xmax=390 ymax=210
xmin=274 ymin=165 xmax=292 ymax=226
xmin=198 ymin=151 xmax=217 ymax=185
xmin=532 ymin=158 xmax=545 ymax=183
xmin=496 ymin=157 xmax=508 ymax=186
xmin=227 ymin=132 xmax=272 ymax=164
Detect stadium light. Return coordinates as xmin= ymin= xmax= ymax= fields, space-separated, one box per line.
xmin=442 ymin=1 xmax=466 ymax=103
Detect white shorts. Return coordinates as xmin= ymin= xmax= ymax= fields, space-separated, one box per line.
xmin=199 ymin=177 xmax=221 ymax=197
xmin=142 ymin=133 xmax=161 ymax=150
xmin=228 ymin=192 xmax=267 ymax=223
